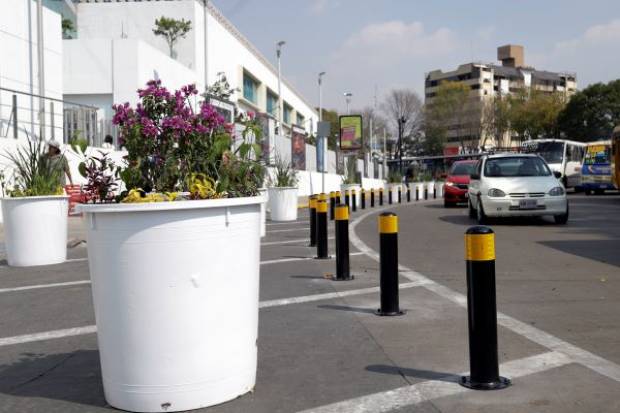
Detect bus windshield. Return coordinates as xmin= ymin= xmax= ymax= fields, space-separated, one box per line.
xmin=584 ymin=145 xmax=610 ymax=165
xmin=523 ymin=141 xmax=565 ymax=164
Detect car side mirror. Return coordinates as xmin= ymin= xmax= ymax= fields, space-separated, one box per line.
xmin=553 ymin=171 xmax=562 ymax=179
xmin=470 ymin=173 xmax=480 ymax=180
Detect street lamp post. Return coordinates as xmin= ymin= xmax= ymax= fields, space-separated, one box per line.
xmin=343 ymin=92 xmax=352 ymax=115
xmin=398 ymin=116 xmax=406 ymax=176
xmin=276 ymin=41 xmax=286 ymax=135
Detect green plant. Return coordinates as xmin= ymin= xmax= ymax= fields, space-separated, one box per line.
xmin=3 ymin=140 xmax=64 ymax=197
xmin=79 ymin=150 xmax=118 ymax=203
xmin=341 ymin=157 xmax=360 ymax=184
xmin=153 ymin=17 xmax=192 ymax=58
xmin=387 ymin=170 xmax=403 ymax=184
xmin=269 ymin=155 xmax=298 ymax=188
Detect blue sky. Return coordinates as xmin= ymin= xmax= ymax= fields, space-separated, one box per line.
xmin=211 ymin=0 xmax=620 ymax=113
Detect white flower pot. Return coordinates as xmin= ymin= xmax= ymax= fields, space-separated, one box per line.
xmin=267 ymin=187 xmax=298 ymax=221
xmin=340 ymin=184 xmax=361 ymax=209
xmin=436 ymin=182 xmax=444 ymax=198
xmin=427 ymin=181 xmax=436 ymax=198
xmin=78 ymin=195 xmax=265 ymax=412
xmin=259 ymin=188 xmax=267 ymax=237
xmin=416 ymin=182 xmax=425 ymax=199
xmin=1 ymin=195 xmax=69 ymax=266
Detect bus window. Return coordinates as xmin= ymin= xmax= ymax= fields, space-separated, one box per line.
xmin=525 ymin=141 xmax=564 ymax=164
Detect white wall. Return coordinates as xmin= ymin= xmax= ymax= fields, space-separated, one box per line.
xmin=0 ymin=0 xmax=63 ymax=139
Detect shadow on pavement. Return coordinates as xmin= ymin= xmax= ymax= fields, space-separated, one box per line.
xmin=539 ymin=239 xmax=620 ymax=268
xmin=0 ymin=350 xmax=106 ymax=408
xmin=317 ymin=304 xmax=377 ymax=315
xmin=438 ymin=214 xmax=557 ymax=227
xmin=291 ymin=275 xmax=327 ymax=280
xmin=366 ymin=364 xmax=459 ymax=383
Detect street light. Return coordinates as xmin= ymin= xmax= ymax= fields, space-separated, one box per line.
xmin=318 ymin=72 xmax=326 ymax=122
xmin=318 ymin=72 xmax=326 ymax=192
xmin=343 ymin=92 xmax=352 ymax=115
xmin=276 ymin=40 xmax=286 ymax=134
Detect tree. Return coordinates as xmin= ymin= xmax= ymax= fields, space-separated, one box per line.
xmin=482 ymin=96 xmax=511 ymax=148
xmin=153 ymin=17 xmax=192 ymax=58
xmin=380 ymin=89 xmax=423 ymax=158
xmin=61 ymin=17 xmax=74 ymax=39
xmin=508 ymin=90 xmax=566 ymax=142
xmin=558 ymin=79 xmax=620 ymax=141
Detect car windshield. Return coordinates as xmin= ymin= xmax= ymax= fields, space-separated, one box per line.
xmin=484 ymin=157 xmax=551 ymax=177
xmin=522 ymin=141 xmax=564 ymax=164
xmin=450 ymin=163 xmax=476 ymax=175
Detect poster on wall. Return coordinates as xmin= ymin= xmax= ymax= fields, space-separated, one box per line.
xmin=339 ymin=115 xmax=363 ymax=151
xmin=291 ymin=125 xmax=306 ymax=170
xmin=257 ymin=113 xmax=275 ymax=165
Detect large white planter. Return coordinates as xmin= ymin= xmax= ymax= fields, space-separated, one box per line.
xmin=259 ymin=188 xmax=267 ymax=237
xmin=267 ymin=187 xmax=298 ymax=221
xmin=78 ymin=196 xmax=264 ymax=412
xmin=340 ymin=184 xmax=361 ymax=209
xmin=435 ymin=182 xmax=444 ymax=198
xmin=387 ymin=183 xmax=402 ymax=201
xmin=427 ymin=181 xmax=436 ymax=198
xmin=416 ymin=182 xmax=425 ymax=199
xmin=1 ymin=195 xmax=69 ymax=266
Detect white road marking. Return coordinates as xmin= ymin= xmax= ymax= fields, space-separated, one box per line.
xmin=267 ymin=222 xmax=307 ymax=227
xmin=0 ymin=275 xmax=422 ymax=347
xmin=261 ymin=237 xmax=334 ymax=246
xmin=260 ymin=252 xmax=363 ymax=266
xmin=0 ymin=280 xmax=91 ymax=294
xmin=0 ymin=257 xmax=89 ymax=268
xmin=267 ymin=228 xmax=309 ymax=233
xmin=348 ymin=204 xmax=620 ymax=383
xmin=298 ymin=351 xmax=572 ymax=413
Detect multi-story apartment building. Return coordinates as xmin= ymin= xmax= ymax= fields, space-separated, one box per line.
xmin=425 ymin=45 xmax=577 ymax=153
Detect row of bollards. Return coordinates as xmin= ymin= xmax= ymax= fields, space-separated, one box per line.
xmin=305 ymin=190 xmax=510 ymax=391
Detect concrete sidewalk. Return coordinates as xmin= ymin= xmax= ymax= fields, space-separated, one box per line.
xmin=0 ymin=197 xmax=618 ymax=412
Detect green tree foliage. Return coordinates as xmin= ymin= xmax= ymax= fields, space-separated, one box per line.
xmin=557 ymin=80 xmax=620 ymax=141
xmin=153 ymin=17 xmax=192 ymax=58
xmin=508 ymin=90 xmax=566 ymax=142
xmin=316 ymin=108 xmax=340 ymax=150
xmin=61 ymin=17 xmax=74 ymax=39
xmin=424 ymin=81 xmax=471 ymax=154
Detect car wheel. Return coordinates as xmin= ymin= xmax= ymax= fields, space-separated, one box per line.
xmin=468 ymin=199 xmax=476 ymax=219
xmin=585 ymin=189 xmax=591 ymax=195
xmin=476 ymin=197 xmax=488 ymax=225
xmin=554 ymin=204 xmax=569 ymax=225
xmin=444 ymin=200 xmax=453 ymax=208
xmin=594 ymin=189 xmax=604 ymax=195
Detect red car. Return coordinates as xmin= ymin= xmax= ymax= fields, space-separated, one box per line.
xmin=443 ymin=160 xmax=478 ymax=207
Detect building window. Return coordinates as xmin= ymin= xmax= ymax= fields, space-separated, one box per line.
xmin=267 ymin=91 xmax=278 ymax=116
xmin=283 ymin=103 xmax=292 ymax=125
xmin=297 ymin=113 xmax=305 ymax=128
xmin=243 ymin=72 xmax=258 ymax=104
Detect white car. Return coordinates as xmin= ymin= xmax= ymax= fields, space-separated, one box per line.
xmin=468 ymin=154 xmax=569 ymax=224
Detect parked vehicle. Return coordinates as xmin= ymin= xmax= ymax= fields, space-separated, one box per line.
xmin=443 ymin=160 xmax=478 ymax=207
xmin=581 ymin=140 xmax=615 ymax=195
xmin=612 ymin=126 xmax=620 ymax=189
xmin=468 ymin=154 xmax=569 ymax=224
xmin=521 ymin=139 xmax=585 ymax=189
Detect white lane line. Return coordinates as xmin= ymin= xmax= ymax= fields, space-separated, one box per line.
xmin=0 ymin=257 xmax=89 ymax=268
xmin=260 ymin=252 xmax=363 ymax=266
xmin=267 ymin=222 xmax=308 ymax=227
xmin=348 ymin=204 xmax=620 ymax=383
xmin=0 ymin=276 xmax=424 ymax=347
xmin=0 ymin=326 xmax=98 ymax=347
xmin=267 ymin=228 xmax=309 ymax=233
xmin=261 ymin=237 xmax=334 ymax=246
xmin=0 ymin=280 xmax=91 ymax=294
xmin=0 ymin=247 xmax=359 ymax=294
xmin=260 ymin=280 xmax=429 ymax=309
xmin=298 ymin=351 xmax=572 ymax=413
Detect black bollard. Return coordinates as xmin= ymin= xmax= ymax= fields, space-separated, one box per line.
xmin=334 ymin=204 xmax=353 ymax=281
xmin=388 ymin=187 xmax=393 ymax=204
xmin=376 ymin=212 xmax=404 ymax=316
xmin=415 ymin=186 xmax=419 ymax=201
xmin=460 ymin=226 xmax=511 ymax=390
xmin=336 ymin=191 xmax=342 ymax=205
xmin=433 ymin=185 xmax=437 ymax=199
xmin=345 ymin=190 xmax=350 ymax=209
xmin=370 ymin=189 xmax=375 ymax=207
xmin=329 ymin=191 xmax=336 ymax=221
xmin=407 ymin=184 xmax=411 ymax=202
xmin=352 ymin=189 xmax=357 ymax=212
xmin=398 ymin=186 xmax=402 ymax=203
xmin=361 ymin=189 xmax=366 ymax=209
xmin=309 ymin=196 xmax=317 ymax=247
xmin=424 ymin=186 xmax=428 ymax=200
xmin=315 ymin=200 xmax=329 ymax=259
xmin=379 ymin=188 xmax=384 ymax=206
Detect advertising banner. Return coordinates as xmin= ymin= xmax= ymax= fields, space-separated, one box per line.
xmin=291 ymin=126 xmax=306 ymax=170
xmin=317 ymin=136 xmax=326 ymax=172
xmin=257 ymin=113 xmax=275 ymax=164
xmin=339 ymin=115 xmax=363 ymax=151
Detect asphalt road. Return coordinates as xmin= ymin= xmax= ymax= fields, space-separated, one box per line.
xmin=0 ymin=193 xmax=618 ymax=413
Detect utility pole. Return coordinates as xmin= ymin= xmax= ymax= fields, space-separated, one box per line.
xmin=276 ymin=41 xmax=285 ymax=135
xmin=343 ymin=92 xmax=352 ymax=115
xmin=383 ymin=128 xmax=387 ymax=179
xmin=36 ymin=0 xmax=45 ymax=140
xmin=318 ymin=71 xmax=326 ymax=193
xmin=398 ymin=116 xmax=406 ymax=176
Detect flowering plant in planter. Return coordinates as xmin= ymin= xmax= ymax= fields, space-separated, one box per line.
xmin=111 ymin=80 xmax=263 ymax=200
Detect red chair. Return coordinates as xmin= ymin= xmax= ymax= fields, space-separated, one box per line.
xmin=65 ymin=185 xmax=89 ymax=216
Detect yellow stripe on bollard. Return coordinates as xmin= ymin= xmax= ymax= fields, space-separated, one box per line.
xmin=335 ymin=205 xmax=349 ymax=220
xmin=378 ymin=214 xmax=398 ymax=234
xmin=465 ymin=233 xmax=495 ymax=261
xmin=309 ymin=197 xmax=317 ymax=209
xmin=317 ymin=200 xmax=328 ymax=213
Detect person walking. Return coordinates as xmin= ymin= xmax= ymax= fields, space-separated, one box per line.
xmin=46 ymin=140 xmax=73 ymax=187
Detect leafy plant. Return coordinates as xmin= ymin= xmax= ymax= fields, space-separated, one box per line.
xmin=2 ymin=140 xmax=64 ymax=197
xmin=269 ymin=155 xmax=298 ymax=188
xmin=112 ymin=80 xmax=263 ymax=202
xmin=153 ymin=17 xmax=192 ymax=58
xmin=78 ymin=150 xmax=118 ymax=203
xmin=387 ymin=170 xmax=403 ymax=184
xmin=341 ymin=157 xmax=360 ymax=184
